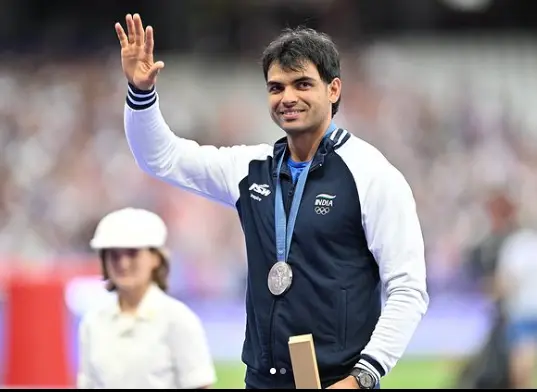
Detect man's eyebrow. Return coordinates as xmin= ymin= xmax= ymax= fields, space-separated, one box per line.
xmin=266 ymin=76 xmax=316 ymax=86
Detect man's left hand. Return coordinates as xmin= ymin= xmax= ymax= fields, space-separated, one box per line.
xmin=326 ymin=375 xmax=360 ymax=389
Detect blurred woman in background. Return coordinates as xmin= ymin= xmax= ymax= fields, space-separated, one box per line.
xmin=76 ymin=207 xmax=217 ymax=389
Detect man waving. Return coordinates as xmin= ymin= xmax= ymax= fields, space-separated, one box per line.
xmin=115 ymin=13 xmax=429 ymax=389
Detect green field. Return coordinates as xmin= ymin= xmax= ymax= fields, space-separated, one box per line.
xmin=213 ymin=357 xmax=463 ymax=389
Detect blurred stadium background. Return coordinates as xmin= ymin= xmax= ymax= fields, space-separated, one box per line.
xmin=1 ymin=0 xmax=537 ymax=388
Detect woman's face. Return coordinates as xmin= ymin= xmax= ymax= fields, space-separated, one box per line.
xmin=103 ymin=248 xmax=159 ymax=291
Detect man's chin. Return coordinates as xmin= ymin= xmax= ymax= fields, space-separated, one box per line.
xmin=279 ymin=121 xmax=310 ymax=135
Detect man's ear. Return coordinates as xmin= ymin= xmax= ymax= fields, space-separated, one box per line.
xmin=328 ymin=77 xmax=342 ymax=104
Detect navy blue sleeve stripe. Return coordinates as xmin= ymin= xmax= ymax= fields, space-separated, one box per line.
xmin=126 ymin=94 xmax=157 ymax=110
xmin=358 ymin=353 xmax=385 ymax=379
xmin=362 ymin=354 xmax=385 ymax=375
xmin=126 ymin=83 xmax=157 ymax=110
xmin=128 ymin=88 xmax=156 ymax=103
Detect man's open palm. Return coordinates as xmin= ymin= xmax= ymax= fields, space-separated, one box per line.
xmin=115 ymin=13 xmax=164 ymax=91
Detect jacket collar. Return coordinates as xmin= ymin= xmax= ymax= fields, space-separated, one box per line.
xmin=108 ymin=283 xmax=164 ymax=321
xmin=271 ymin=122 xmax=349 ymax=178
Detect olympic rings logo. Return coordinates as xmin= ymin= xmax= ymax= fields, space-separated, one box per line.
xmin=314 ymin=206 xmax=331 ymax=215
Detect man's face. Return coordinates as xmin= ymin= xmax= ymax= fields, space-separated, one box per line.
xmin=266 ymin=60 xmax=340 ymax=135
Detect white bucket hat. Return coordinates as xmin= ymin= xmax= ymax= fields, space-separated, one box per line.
xmin=90 ymin=207 xmax=167 ymax=250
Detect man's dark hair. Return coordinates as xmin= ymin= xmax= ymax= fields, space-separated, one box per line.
xmin=261 ymin=26 xmax=341 ymax=117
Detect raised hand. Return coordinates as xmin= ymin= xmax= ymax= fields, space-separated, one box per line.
xmin=115 ymin=13 xmax=165 ymax=91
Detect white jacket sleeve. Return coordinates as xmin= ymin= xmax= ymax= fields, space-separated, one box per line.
xmin=356 ymin=164 xmax=429 ymax=384
xmin=77 ymin=317 xmax=95 ymax=389
xmin=337 ymin=138 xmax=429 ymax=384
xmin=124 ymin=83 xmax=273 ymax=208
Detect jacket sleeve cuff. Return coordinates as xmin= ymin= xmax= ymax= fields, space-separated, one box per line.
xmin=354 ymin=354 xmax=385 ymax=385
xmin=126 ymin=83 xmax=157 ymax=110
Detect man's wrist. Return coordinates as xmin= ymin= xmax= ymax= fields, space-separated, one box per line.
xmin=355 ymin=354 xmax=384 ymax=383
xmin=126 ymin=83 xmax=157 ymax=110
xmin=128 ymin=82 xmax=155 ymax=94
xmin=351 ymin=354 xmax=386 ymax=389
xmin=350 ymin=367 xmax=376 ymax=389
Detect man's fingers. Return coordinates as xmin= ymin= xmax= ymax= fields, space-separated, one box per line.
xmin=133 ymin=13 xmax=145 ymax=47
xmin=144 ymin=26 xmax=154 ymax=55
xmin=115 ymin=23 xmax=128 ymax=48
xmin=125 ymin=14 xmax=135 ymax=44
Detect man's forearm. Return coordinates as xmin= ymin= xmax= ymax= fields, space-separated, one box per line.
xmin=356 ymin=286 xmax=429 ymax=384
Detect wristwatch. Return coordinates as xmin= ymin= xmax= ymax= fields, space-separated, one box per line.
xmin=350 ymin=367 xmax=376 ymax=389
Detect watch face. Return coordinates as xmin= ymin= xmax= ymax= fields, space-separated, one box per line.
xmin=359 ymin=372 xmax=375 ymax=389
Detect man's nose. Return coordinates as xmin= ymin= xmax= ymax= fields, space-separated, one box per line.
xmin=281 ymin=87 xmax=298 ymax=106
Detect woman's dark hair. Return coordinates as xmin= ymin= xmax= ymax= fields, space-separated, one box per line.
xmin=261 ymin=26 xmax=341 ymax=117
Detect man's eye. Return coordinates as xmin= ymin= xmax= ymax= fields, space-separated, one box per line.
xmin=297 ymin=82 xmax=311 ymax=89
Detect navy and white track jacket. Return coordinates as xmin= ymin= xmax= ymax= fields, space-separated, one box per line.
xmin=124 ymin=84 xmax=429 ymax=389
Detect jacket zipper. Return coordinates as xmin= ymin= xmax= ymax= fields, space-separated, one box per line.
xmin=268 ymin=299 xmax=277 ymax=371
xmin=268 ymin=162 xmax=323 ymax=373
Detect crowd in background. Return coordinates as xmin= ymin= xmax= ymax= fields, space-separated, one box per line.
xmin=1 ymin=37 xmax=537 ymax=299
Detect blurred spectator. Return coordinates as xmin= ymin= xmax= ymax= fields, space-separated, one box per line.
xmin=456 ymin=190 xmax=518 ymax=389
xmin=496 ymin=228 xmax=537 ymax=389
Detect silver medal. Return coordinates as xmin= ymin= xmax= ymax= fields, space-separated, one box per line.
xmin=268 ymin=261 xmax=293 ymax=296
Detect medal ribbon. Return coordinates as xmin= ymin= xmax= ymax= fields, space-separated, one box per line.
xmin=274 ymin=122 xmax=338 ymax=264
